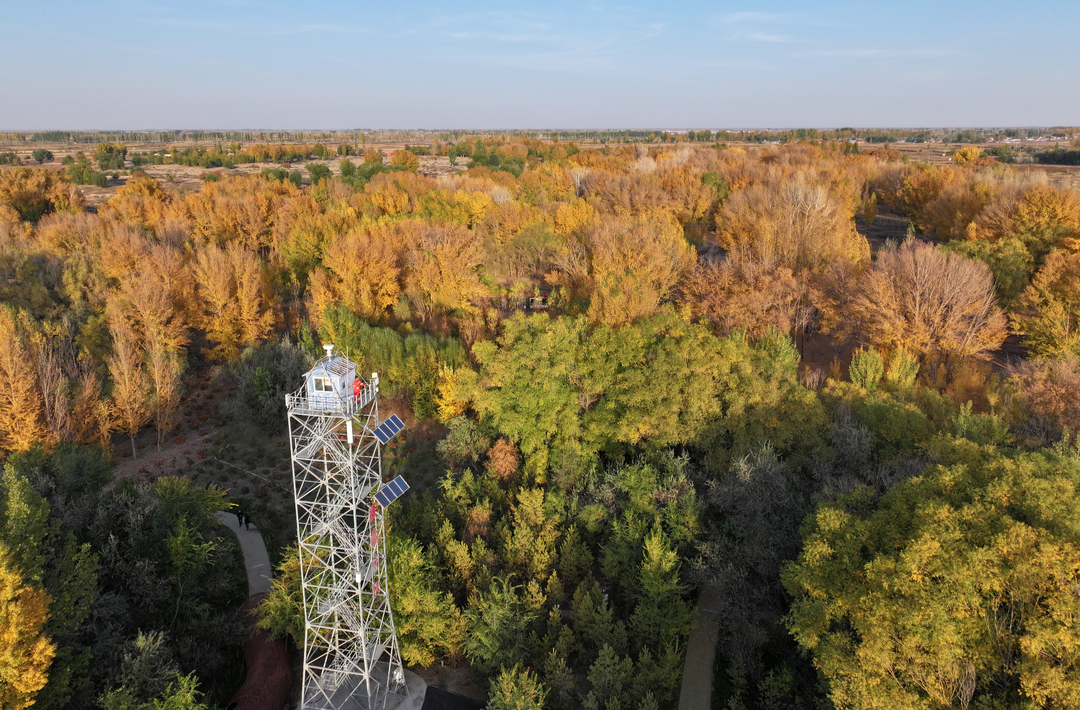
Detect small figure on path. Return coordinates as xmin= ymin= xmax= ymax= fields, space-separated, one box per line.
xmin=236 ymin=508 xmax=244 ymax=527
xmin=244 ymin=513 xmax=251 ymax=532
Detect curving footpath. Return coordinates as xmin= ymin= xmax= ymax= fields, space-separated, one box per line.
xmin=677 ymin=585 xmax=721 ymax=710
xmin=216 ymin=511 xmax=293 ymax=710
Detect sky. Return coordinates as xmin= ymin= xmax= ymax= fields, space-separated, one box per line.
xmin=1 ymin=0 xmax=1078 ymax=130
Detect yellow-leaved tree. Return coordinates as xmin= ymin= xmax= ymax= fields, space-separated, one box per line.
xmin=0 ymin=308 xmax=45 ymax=453
xmin=390 ymin=150 xmax=420 ymax=172
xmin=191 ymin=244 xmax=274 ymax=359
xmin=310 ymin=228 xmax=401 ymax=324
xmin=549 ymin=214 xmax=695 ymax=327
xmin=108 ymin=314 xmax=150 ymax=459
xmin=0 ymin=544 xmax=55 ymax=710
xmin=403 ymin=223 xmax=485 ymax=322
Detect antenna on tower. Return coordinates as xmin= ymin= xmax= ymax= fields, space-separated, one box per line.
xmin=286 ymin=353 xmax=408 ymax=710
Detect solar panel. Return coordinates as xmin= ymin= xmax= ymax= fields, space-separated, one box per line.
xmin=373 ymin=414 xmax=405 ymax=444
xmin=374 ymin=475 xmax=410 ymax=508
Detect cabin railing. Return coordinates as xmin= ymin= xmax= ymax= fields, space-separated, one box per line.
xmin=286 ymin=382 xmax=376 ymax=416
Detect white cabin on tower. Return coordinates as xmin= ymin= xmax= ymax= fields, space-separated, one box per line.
xmin=304 ymin=344 xmax=358 ymax=411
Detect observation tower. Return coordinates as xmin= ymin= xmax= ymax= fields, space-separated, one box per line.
xmin=286 ymin=344 xmax=409 ymax=710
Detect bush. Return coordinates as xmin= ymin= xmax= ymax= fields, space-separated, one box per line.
xmin=390 ymin=150 xmax=419 ymax=172
xmin=222 ymin=339 xmax=314 ymax=434
xmin=305 ymin=162 xmax=331 ymax=185
xmin=32 ymin=149 xmax=53 ymax=164
xmin=436 ymin=417 xmax=490 ymax=467
xmin=849 ymin=346 xmax=884 ymax=391
xmin=338 ymin=159 xmax=356 ymax=178
xmin=259 ymin=168 xmax=289 ymax=183
xmin=66 ymin=160 xmax=108 ymax=187
xmin=95 ymin=143 xmax=127 ymax=171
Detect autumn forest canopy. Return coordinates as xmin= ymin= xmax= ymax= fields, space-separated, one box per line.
xmin=2 ymin=135 xmax=1080 ymax=710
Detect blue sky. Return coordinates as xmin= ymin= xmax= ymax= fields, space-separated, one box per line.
xmin=1 ymin=0 xmax=1077 ymax=129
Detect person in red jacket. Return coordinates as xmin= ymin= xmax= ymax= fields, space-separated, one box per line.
xmin=353 ymin=376 xmax=365 ymax=401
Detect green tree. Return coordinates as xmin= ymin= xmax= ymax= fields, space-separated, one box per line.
xmin=629 ymin=530 xmax=693 ymax=652
xmin=473 ymin=313 xmax=809 ymax=477
xmin=99 ymin=672 xmax=207 ymax=710
xmin=387 ymin=532 xmax=466 ymax=667
xmin=849 ymin=346 xmax=884 ymax=391
xmin=1 ymin=461 xmax=98 ymax=710
xmin=464 ymin=576 xmax=539 ymax=678
xmin=255 ymin=544 xmax=304 ymax=644
xmin=94 ymin=143 xmax=127 ymax=171
xmin=32 ymin=149 xmax=54 ymax=164
xmin=112 ymin=631 xmax=181 ymax=703
xmin=1011 ymin=250 xmax=1080 ymax=359
xmin=485 ymin=665 xmax=547 ymax=710
xmin=584 ymin=644 xmax=633 ymax=710
xmin=223 ymin=339 xmax=312 ymax=434
xmin=784 ymin=438 xmax=1080 ymax=709
xmin=305 ymin=162 xmax=331 ymax=185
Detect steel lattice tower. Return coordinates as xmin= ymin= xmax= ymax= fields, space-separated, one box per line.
xmin=287 ymin=346 xmax=407 ymax=710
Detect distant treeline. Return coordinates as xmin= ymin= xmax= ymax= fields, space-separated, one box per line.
xmin=5 ymin=127 xmax=1078 ymax=147
xmin=1036 ymin=149 xmax=1080 ymax=166
xmin=0 ymin=130 xmax=375 ymax=145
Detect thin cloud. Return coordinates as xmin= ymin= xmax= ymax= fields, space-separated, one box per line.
xmin=746 ymin=32 xmax=797 ymax=43
xmin=797 ymin=47 xmax=962 ymax=59
xmin=272 ymin=24 xmax=369 ymax=35
xmin=718 ymin=11 xmax=800 ymax=24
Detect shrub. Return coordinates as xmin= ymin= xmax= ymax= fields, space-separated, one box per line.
xmin=436 ymin=417 xmax=490 ymax=467
xmin=849 ymin=347 xmax=884 ymax=391
xmin=222 ymin=339 xmax=314 ymax=434
xmin=305 ymin=162 xmax=331 ymax=185
xmin=390 ymin=150 xmax=419 ymax=172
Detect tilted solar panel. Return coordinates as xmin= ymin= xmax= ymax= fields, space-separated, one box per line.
xmin=373 ymin=414 xmax=405 ymax=444
xmin=374 ymin=475 xmax=410 ymax=508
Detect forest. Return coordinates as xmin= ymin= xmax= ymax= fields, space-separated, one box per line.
xmin=1 ymin=136 xmax=1080 ymax=710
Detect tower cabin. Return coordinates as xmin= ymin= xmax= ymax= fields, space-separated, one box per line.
xmin=303 ymin=344 xmax=358 ymax=412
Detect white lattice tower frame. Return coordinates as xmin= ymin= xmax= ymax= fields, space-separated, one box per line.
xmin=287 ymin=356 xmax=405 ymax=710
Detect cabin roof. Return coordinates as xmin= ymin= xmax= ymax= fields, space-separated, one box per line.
xmin=305 ymin=356 xmax=355 ymax=379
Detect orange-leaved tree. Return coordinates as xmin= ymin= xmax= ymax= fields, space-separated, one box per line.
xmin=679 ymin=253 xmax=810 ymax=338
xmin=848 ymin=239 xmax=1007 ymax=367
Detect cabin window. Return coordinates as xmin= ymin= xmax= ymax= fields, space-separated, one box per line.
xmin=314 ymin=377 xmax=334 ymax=392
